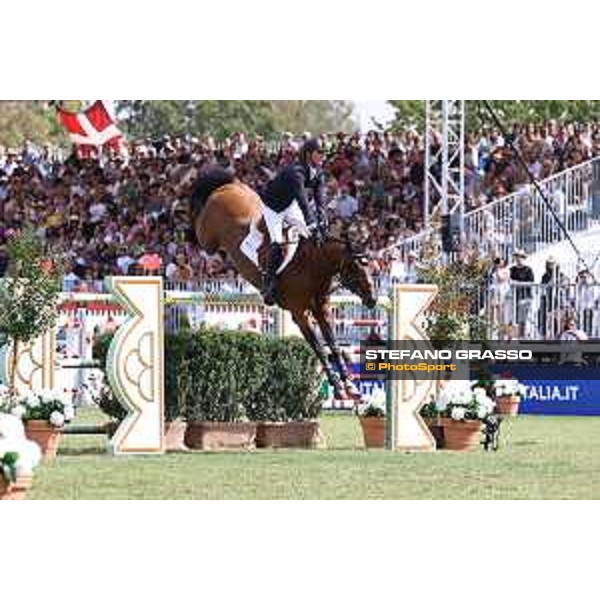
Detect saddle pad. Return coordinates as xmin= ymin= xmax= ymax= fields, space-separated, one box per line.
xmin=240 ymin=219 xmax=302 ymax=275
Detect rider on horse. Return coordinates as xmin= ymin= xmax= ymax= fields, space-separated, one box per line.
xmin=260 ymin=137 xmax=328 ymax=305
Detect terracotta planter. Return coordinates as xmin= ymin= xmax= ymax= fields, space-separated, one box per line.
xmin=184 ymin=421 xmax=257 ymax=451
xmin=164 ymin=419 xmax=189 ymax=452
xmin=423 ymin=417 xmax=445 ymax=449
xmin=440 ymin=417 xmax=481 ymax=451
xmin=495 ymin=395 xmax=521 ymax=416
xmin=0 ymin=475 xmax=33 ymax=500
xmin=256 ymin=420 xmax=324 ymax=449
xmin=24 ymin=420 xmax=63 ymax=462
xmin=359 ymin=416 xmax=385 ymax=448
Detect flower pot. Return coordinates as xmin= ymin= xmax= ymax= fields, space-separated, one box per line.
xmin=440 ymin=418 xmax=481 ymax=451
xmin=0 ymin=475 xmax=33 ymax=501
xmin=256 ymin=420 xmax=324 ymax=449
xmin=24 ymin=420 xmax=63 ymax=462
xmin=495 ymin=395 xmax=520 ymax=416
xmin=423 ymin=417 xmax=445 ymax=449
xmin=164 ymin=419 xmax=189 ymax=452
xmin=184 ymin=421 xmax=257 ymax=451
xmin=359 ymin=416 xmax=385 ymax=449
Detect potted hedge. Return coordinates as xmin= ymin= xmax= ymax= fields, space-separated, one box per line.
xmin=183 ymin=329 xmax=265 ymax=450
xmin=253 ymin=337 xmax=324 ymax=449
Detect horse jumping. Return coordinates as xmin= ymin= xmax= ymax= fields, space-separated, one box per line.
xmin=191 ymin=167 xmax=377 ymax=399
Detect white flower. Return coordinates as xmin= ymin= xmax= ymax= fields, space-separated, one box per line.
xmin=26 ymin=394 xmax=41 ymax=409
xmin=14 ymin=440 xmax=41 ymax=476
xmin=10 ymin=405 xmax=26 ymax=420
xmin=49 ymin=411 xmax=65 ymax=428
xmin=451 ymin=406 xmax=466 ymax=421
xmin=0 ymin=413 xmax=26 ymax=440
xmin=473 ymin=387 xmax=488 ymax=401
xmin=494 ymin=379 xmax=521 ymax=396
xmin=477 ymin=406 xmax=489 ymax=419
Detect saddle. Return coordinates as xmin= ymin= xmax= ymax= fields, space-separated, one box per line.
xmin=240 ymin=215 xmax=309 ymax=275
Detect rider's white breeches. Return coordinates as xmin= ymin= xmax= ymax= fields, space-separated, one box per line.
xmin=262 ymin=200 xmax=308 ymax=244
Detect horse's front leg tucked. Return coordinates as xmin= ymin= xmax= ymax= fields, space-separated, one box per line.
xmin=291 ymin=309 xmax=345 ymax=400
xmin=311 ymin=303 xmax=360 ymax=399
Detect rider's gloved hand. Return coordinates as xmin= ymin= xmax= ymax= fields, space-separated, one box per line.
xmin=308 ymin=222 xmax=324 ymax=247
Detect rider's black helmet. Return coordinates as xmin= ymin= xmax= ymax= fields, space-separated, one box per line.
xmin=300 ymin=137 xmax=324 ymax=164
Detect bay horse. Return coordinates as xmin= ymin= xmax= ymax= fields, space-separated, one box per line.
xmin=191 ymin=167 xmax=377 ymax=399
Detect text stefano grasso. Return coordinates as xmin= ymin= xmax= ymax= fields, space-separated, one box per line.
xmin=364 ymin=349 xmax=534 ymax=361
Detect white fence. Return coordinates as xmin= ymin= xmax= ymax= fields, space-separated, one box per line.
xmin=477 ymin=281 xmax=600 ymax=341
xmin=398 ymin=157 xmax=600 ymax=263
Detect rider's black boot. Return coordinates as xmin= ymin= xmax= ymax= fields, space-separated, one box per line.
xmin=263 ymin=242 xmax=284 ymax=305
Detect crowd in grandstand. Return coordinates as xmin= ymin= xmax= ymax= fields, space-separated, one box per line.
xmin=0 ymin=120 xmax=599 ymax=298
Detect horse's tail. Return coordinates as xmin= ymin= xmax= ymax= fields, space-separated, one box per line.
xmin=191 ymin=165 xmax=236 ymax=218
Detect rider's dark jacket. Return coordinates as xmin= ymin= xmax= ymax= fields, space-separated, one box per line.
xmin=260 ymin=162 xmax=325 ymax=229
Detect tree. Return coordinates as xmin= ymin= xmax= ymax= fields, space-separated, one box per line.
xmin=0 ymin=228 xmax=64 ymax=389
xmin=116 ymin=100 xmax=276 ymax=140
xmin=388 ymin=100 xmax=600 ymax=134
xmin=115 ymin=100 xmax=357 ymax=141
xmin=0 ymin=101 xmax=66 ymax=147
xmin=270 ymin=101 xmax=356 ymax=134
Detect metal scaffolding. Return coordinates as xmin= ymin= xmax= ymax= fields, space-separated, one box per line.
xmin=424 ymin=100 xmax=465 ymax=230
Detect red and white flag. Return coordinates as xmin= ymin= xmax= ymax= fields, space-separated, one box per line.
xmin=56 ymin=101 xmax=122 ymax=148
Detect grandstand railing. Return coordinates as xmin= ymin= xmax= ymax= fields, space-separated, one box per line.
xmin=476 ymin=281 xmax=600 ymax=341
xmin=397 ymin=157 xmax=600 ymax=262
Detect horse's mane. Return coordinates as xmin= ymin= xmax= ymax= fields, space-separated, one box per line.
xmin=191 ymin=165 xmax=236 ymax=218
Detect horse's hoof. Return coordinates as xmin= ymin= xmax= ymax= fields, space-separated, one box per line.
xmin=333 ymin=384 xmax=347 ymax=400
xmin=344 ymin=380 xmax=361 ymax=399
xmin=263 ymin=292 xmax=277 ymax=306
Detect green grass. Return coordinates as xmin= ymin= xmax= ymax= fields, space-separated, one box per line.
xmin=28 ymin=410 xmax=600 ymax=499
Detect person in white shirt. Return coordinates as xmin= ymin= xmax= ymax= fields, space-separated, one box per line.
xmin=116 ymin=248 xmax=136 ymax=275
xmin=575 ymin=268 xmax=598 ymax=336
xmin=336 ymin=183 xmax=359 ymax=220
xmin=404 ymin=251 xmax=419 ymax=284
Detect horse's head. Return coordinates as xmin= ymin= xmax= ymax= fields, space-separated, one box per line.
xmin=338 ymin=236 xmax=377 ymax=310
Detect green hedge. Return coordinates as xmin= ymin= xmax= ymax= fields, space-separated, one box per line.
xmin=92 ymin=329 xmax=323 ymax=423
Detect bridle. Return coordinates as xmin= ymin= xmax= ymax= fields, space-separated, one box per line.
xmin=338 ymin=246 xmax=370 ymax=294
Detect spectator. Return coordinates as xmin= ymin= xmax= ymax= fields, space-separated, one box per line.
xmin=558 ymin=316 xmax=588 ymax=364
xmin=509 ymin=249 xmax=534 ymax=339
xmin=539 ymin=257 xmax=562 ymax=338
xmin=166 ymin=253 xmax=194 ymax=285
xmin=489 ymin=257 xmax=511 ymax=339
xmin=335 ymin=183 xmax=359 ymax=220
xmin=575 ymin=268 xmax=598 ymax=337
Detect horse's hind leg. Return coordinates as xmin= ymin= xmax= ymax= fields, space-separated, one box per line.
xmin=311 ymin=304 xmax=360 ymax=399
xmin=291 ymin=310 xmax=346 ymax=400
